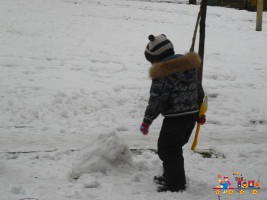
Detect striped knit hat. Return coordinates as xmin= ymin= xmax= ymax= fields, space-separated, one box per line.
xmin=145 ymin=34 xmax=174 ymax=63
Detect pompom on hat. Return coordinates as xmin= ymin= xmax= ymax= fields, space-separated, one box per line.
xmin=145 ymin=34 xmax=175 ymax=63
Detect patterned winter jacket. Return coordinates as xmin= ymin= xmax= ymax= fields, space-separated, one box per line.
xmin=143 ymin=52 xmax=204 ymax=125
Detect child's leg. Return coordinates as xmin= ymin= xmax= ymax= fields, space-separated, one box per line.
xmin=157 ymin=114 xmax=196 ymax=187
xmin=159 ymin=145 xmax=185 ymax=186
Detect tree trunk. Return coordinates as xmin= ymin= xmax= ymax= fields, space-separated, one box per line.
xmin=197 ymin=0 xmax=207 ymax=83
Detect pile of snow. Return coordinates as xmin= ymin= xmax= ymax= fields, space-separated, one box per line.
xmin=71 ymin=132 xmax=133 ymax=179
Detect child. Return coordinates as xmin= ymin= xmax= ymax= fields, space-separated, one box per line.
xmin=140 ymin=34 xmax=205 ymax=192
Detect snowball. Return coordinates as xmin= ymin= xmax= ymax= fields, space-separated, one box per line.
xmin=71 ymin=132 xmax=133 ymax=179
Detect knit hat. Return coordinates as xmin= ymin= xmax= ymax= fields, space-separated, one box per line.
xmin=145 ymin=34 xmax=175 ymax=63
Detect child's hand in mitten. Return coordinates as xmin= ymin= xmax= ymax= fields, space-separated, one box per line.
xmin=140 ymin=122 xmax=150 ymax=135
xmin=197 ymin=115 xmax=206 ymax=125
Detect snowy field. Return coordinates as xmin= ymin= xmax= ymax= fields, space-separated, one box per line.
xmin=0 ymin=0 xmax=267 ymax=199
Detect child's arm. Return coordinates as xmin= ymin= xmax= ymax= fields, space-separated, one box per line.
xmin=143 ymin=78 xmax=171 ymax=125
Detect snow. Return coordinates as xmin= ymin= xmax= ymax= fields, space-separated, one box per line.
xmin=71 ymin=132 xmax=133 ymax=178
xmin=0 ymin=0 xmax=267 ymax=199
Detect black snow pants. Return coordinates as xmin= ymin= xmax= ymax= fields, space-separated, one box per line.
xmin=157 ymin=114 xmax=197 ymax=187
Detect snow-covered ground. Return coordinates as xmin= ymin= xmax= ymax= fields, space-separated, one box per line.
xmin=0 ymin=0 xmax=267 ymax=199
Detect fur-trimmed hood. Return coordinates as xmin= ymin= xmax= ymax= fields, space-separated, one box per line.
xmin=149 ymin=52 xmax=201 ymax=80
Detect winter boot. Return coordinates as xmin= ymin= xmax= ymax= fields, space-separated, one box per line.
xmin=153 ymin=175 xmax=166 ymax=185
xmin=157 ymin=184 xmax=186 ymax=193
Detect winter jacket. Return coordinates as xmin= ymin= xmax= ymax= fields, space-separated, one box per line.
xmin=143 ymin=52 xmax=204 ymax=125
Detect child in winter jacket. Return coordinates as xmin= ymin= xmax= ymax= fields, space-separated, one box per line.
xmin=140 ymin=34 xmax=205 ymax=192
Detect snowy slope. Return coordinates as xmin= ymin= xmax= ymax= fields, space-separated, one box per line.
xmin=0 ymin=0 xmax=267 ymax=199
